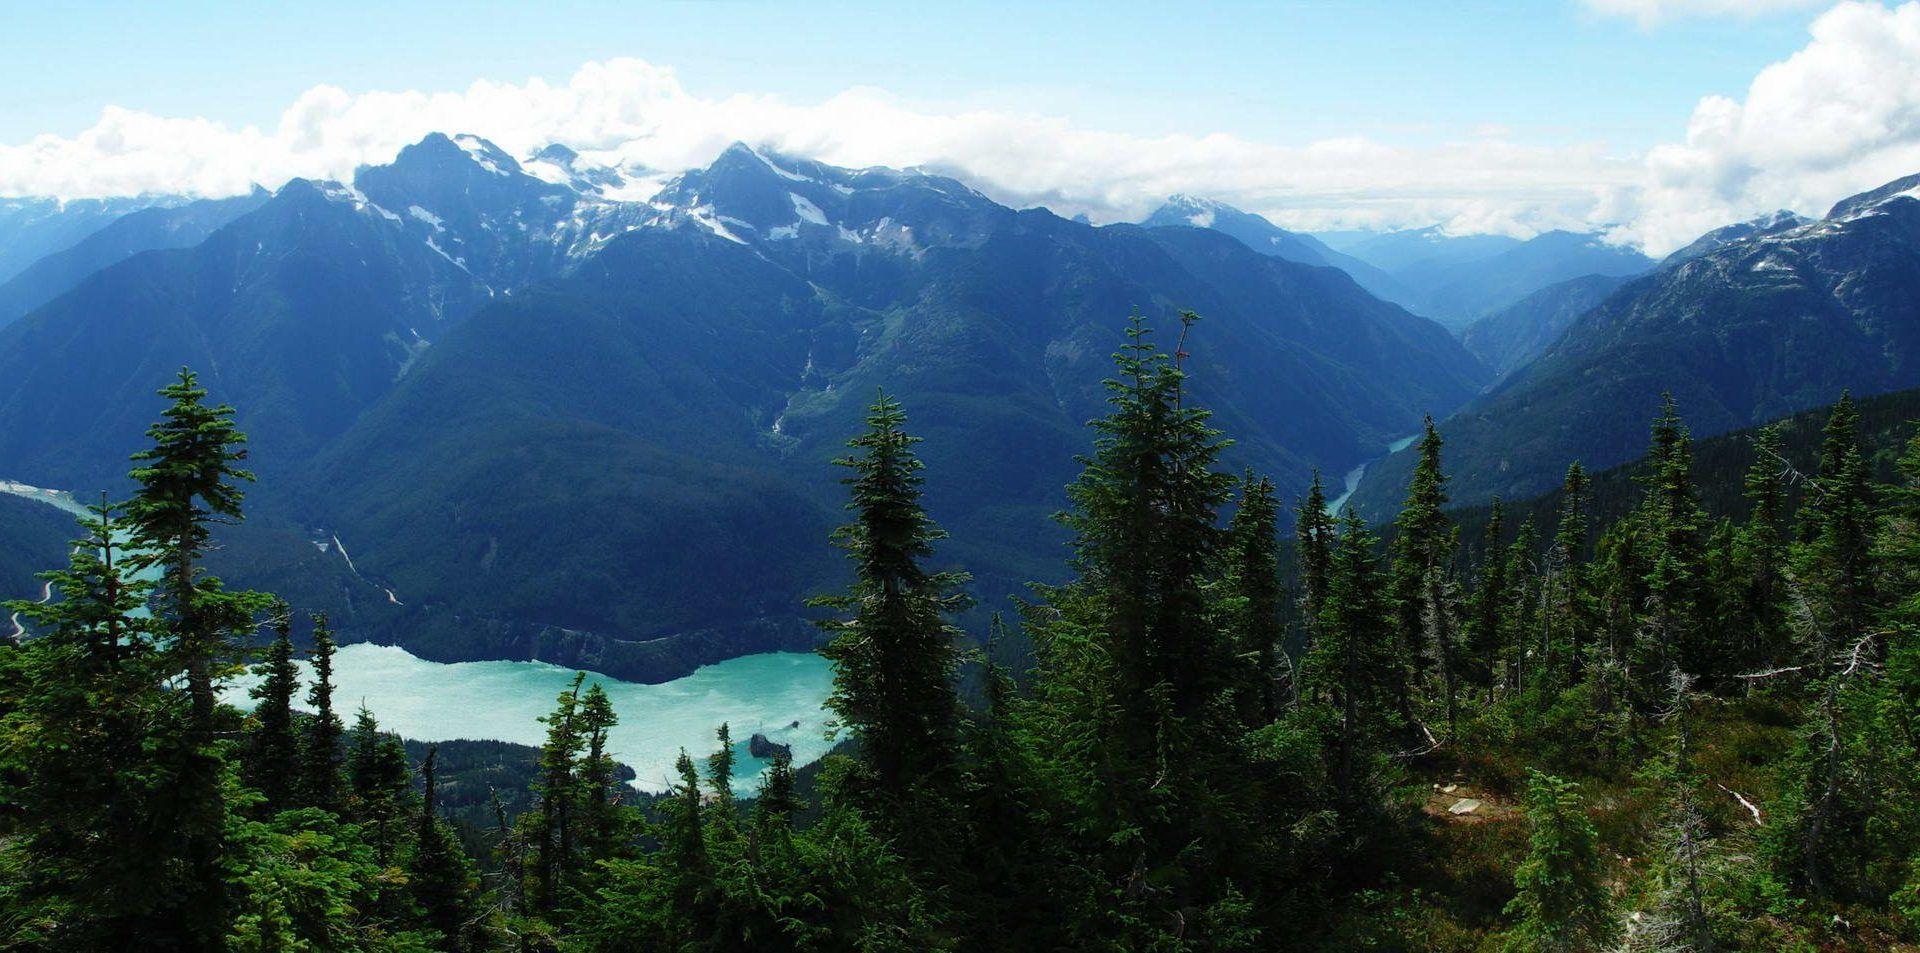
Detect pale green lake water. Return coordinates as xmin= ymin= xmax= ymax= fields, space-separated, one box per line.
xmin=4 ymin=479 xmax=837 ymax=793
xmin=227 ymin=644 xmax=837 ymax=793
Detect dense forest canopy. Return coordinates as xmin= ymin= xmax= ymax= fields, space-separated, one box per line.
xmin=4 ymin=313 xmax=1920 ymax=951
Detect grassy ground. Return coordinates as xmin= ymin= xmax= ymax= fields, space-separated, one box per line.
xmin=1303 ymin=693 xmax=1918 ymax=951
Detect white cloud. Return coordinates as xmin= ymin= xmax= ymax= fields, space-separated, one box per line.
xmin=10 ymin=3 xmax=1920 ymax=256
xmin=1608 ymin=1 xmax=1920 ymax=252
xmin=1582 ymin=0 xmax=1826 ymax=26
xmin=0 ymin=58 xmax=1633 ymax=239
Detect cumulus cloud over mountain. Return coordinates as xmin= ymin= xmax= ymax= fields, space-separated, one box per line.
xmin=9 ymin=2 xmax=1920 ymax=254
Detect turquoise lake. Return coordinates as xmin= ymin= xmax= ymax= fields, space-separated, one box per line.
xmin=225 ymin=644 xmax=837 ymax=793
xmin=4 ymin=478 xmax=837 ymax=793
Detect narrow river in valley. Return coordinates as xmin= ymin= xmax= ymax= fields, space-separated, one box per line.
xmin=1325 ymin=431 xmax=1423 ymax=515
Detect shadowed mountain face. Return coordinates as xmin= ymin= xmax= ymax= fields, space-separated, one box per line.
xmin=0 ymin=189 xmax=273 ymax=326
xmin=0 ymin=136 xmax=1487 ymax=679
xmin=298 ymin=144 xmax=1487 ymax=677
xmin=0 ymin=195 xmax=192 ymax=285
xmin=1184 ymin=212 xmax=1654 ymax=331
xmin=1458 ymin=272 xmax=1634 ymax=379
xmin=1349 ymin=171 xmax=1920 ymax=520
xmin=1142 ymin=196 xmax=1418 ymax=309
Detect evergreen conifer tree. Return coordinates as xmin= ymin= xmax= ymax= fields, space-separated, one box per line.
xmin=297 ymin=612 xmax=345 ymax=812
xmin=345 ymin=706 xmax=413 ymax=865
xmin=1505 ymin=771 xmax=1614 ymax=952
xmin=811 ymin=392 xmax=972 ymax=874
xmin=530 ymin=672 xmax=587 ymax=910
xmin=410 ymin=746 xmax=475 ymax=949
xmin=122 ymin=369 xmax=267 ymax=941
xmin=1226 ymin=472 xmax=1284 ymax=723
xmin=246 ymin=602 xmax=300 ymax=813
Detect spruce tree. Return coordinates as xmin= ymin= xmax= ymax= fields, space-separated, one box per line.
xmin=1734 ymin=425 xmax=1790 ymax=674
xmin=574 ymin=683 xmax=623 ymax=864
xmin=1307 ymin=515 xmax=1404 ymax=809
xmin=706 ymin=722 xmax=738 ymax=827
xmin=298 ymin=612 xmax=345 ymax=812
xmin=1466 ymin=500 xmax=1509 ymax=694
xmin=1535 ymin=461 xmax=1599 ymax=701
xmin=1390 ymin=417 xmax=1461 ymax=736
xmin=246 ymin=601 xmax=301 ymax=814
xmin=1296 ymin=470 xmax=1336 ymax=621
xmin=1795 ymin=394 xmax=1877 ymax=657
xmin=811 ymin=392 xmax=971 ymax=872
xmin=1226 ymin=472 xmax=1284 ymax=723
xmin=530 ymin=672 xmax=587 ymax=910
xmin=125 ymin=367 xmax=260 ymax=731
xmin=410 ymin=746 xmax=474 ymax=949
xmin=1632 ymin=396 xmax=1712 ymax=688
xmin=0 ymin=503 xmax=198 ymax=946
xmin=122 ymin=368 xmax=267 ymax=941
xmin=346 ymin=706 xmax=413 ymax=865
xmin=1505 ymin=771 xmax=1614 ymax=952
xmin=1504 ymin=518 xmax=1542 ymax=695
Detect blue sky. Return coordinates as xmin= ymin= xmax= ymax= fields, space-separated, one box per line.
xmin=1 ymin=1 xmax=1816 ymax=150
xmin=9 ymin=0 xmax=1918 ymax=253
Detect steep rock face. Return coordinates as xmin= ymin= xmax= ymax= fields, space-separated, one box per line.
xmin=1350 ymin=172 xmax=1920 ymax=519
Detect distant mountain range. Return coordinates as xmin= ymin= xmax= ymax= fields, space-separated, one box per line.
xmin=16 ymin=131 xmax=1916 ymax=680
xmin=1142 ymin=196 xmax=1417 ymax=309
xmin=0 ymin=135 xmax=1485 ymax=680
xmin=1458 ymin=273 xmax=1635 ymax=379
xmin=1349 ymin=172 xmax=1920 ymax=518
xmin=1148 ymin=204 xmax=1654 ymax=331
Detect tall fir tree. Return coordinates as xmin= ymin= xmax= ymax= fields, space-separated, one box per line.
xmin=574 ymin=683 xmax=624 ymax=865
xmin=1296 ymin=470 xmax=1336 ymax=622
xmin=0 ymin=503 xmax=202 ymax=947
xmin=410 ymin=746 xmax=475 ymax=950
xmin=1503 ymin=518 xmax=1542 ymax=695
xmin=1540 ymin=462 xmax=1595 ymax=693
xmin=811 ymin=392 xmax=972 ymax=876
xmin=1505 ymin=771 xmax=1614 ymax=952
xmin=1226 ymin=472 xmax=1285 ymax=723
xmin=1307 ymin=515 xmax=1405 ymax=811
xmin=346 ymin=706 xmax=414 ymax=866
xmin=246 ymin=601 xmax=300 ymax=814
xmin=1733 ymin=425 xmax=1790 ymax=676
xmin=529 ymin=672 xmax=587 ymax=911
xmin=1465 ymin=500 xmax=1509 ymax=694
xmin=1795 ymin=394 xmax=1877 ymax=658
xmin=297 ymin=612 xmax=345 ymax=812
xmin=121 ymin=369 xmax=267 ymax=942
xmin=1632 ymin=395 xmax=1712 ymax=688
xmin=1390 ymin=417 xmax=1461 ymax=736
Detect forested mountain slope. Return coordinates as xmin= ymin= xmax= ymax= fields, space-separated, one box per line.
xmin=293 ymin=145 xmax=1488 ymax=679
xmin=1351 ymin=170 xmax=1920 ymax=518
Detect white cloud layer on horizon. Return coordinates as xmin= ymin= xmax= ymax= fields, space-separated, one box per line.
xmin=0 ymin=59 xmax=1638 ymax=241
xmin=1582 ymin=0 xmax=1827 ymax=26
xmin=1607 ymin=1 xmax=1920 ymax=251
xmin=7 ymin=1 xmax=1920 ymax=255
